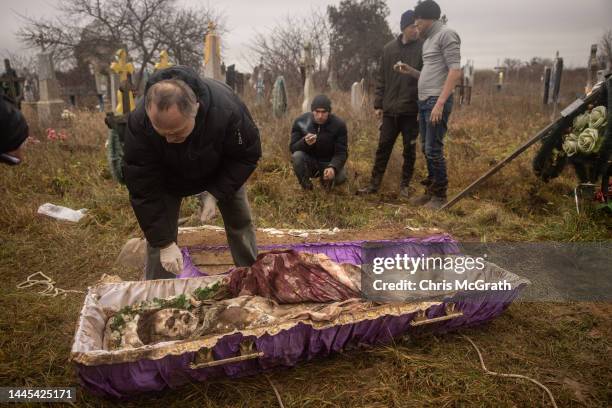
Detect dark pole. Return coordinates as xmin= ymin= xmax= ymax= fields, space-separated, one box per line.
xmin=441 ymin=84 xmax=605 ymax=210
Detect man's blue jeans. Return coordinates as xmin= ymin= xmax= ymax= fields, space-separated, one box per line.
xmin=418 ymin=95 xmax=453 ymax=196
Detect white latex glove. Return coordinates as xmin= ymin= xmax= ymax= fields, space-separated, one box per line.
xmin=160 ymin=242 xmax=183 ymax=275
xmin=200 ymin=191 xmax=218 ymax=223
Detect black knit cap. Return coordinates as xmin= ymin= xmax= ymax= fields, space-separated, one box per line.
xmin=400 ymin=10 xmax=415 ymax=31
xmin=0 ymin=92 xmax=29 ymax=154
xmin=311 ymin=94 xmax=332 ymax=112
xmin=414 ymin=0 xmax=441 ymax=20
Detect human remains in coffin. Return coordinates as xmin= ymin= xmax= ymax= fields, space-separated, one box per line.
xmin=103 ymin=250 xmax=366 ymax=351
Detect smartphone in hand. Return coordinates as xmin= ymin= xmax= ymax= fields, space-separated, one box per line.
xmin=305 ymin=133 xmax=317 ymax=145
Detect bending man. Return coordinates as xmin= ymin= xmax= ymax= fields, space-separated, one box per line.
xmin=123 ymin=66 xmax=261 ymax=279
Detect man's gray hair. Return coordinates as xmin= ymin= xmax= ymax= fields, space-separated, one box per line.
xmin=145 ymin=79 xmax=198 ymax=118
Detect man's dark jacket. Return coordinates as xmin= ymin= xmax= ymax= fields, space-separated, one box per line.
xmin=123 ymin=66 xmax=261 ymax=248
xmin=373 ymin=35 xmax=423 ymax=115
xmin=290 ymin=112 xmax=348 ymax=171
xmin=0 ymin=88 xmax=28 ymax=154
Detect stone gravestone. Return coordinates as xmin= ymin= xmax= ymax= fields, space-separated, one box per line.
xmin=547 ymin=51 xmax=563 ymax=105
xmin=272 ymin=76 xmax=288 ymax=118
xmin=350 ymin=78 xmax=364 ymax=113
xmin=225 ymin=64 xmax=236 ymax=91
xmin=255 ymin=63 xmax=265 ymax=105
xmin=203 ymin=22 xmax=223 ymax=81
xmin=586 ymin=44 xmax=599 ymax=93
xmin=542 ymin=66 xmax=551 ymax=105
xmin=36 ymin=52 xmax=64 ymax=125
xmin=300 ymin=42 xmax=316 ymax=113
xmin=1 ymin=59 xmax=25 ymax=106
xmin=23 ymin=76 xmax=36 ymax=102
xmin=90 ymin=63 xmax=109 ymax=112
xmin=235 ymin=72 xmax=245 ymax=95
xmin=327 ymin=55 xmax=338 ymax=92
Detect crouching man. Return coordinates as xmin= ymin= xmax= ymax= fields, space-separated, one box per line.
xmin=290 ymin=95 xmax=348 ymax=190
xmin=123 ymin=66 xmax=261 ymax=280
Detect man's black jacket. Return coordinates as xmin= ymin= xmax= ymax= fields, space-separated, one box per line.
xmin=373 ymin=35 xmax=423 ymax=116
xmin=0 ymin=89 xmax=28 ymax=154
xmin=123 ymin=66 xmax=261 ymax=248
xmin=289 ymin=112 xmax=348 ymax=170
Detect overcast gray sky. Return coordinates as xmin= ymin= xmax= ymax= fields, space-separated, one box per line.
xmin=1 ymin=0 xmax=611 ymax=72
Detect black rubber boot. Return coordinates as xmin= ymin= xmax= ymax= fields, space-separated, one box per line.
xmin=356 ymin=174 xmax=382 ymax=195
xmin=399 ymin=185 xmax=413 ymax=199
xmin=423 ymin=183 xmax=447 ymax=209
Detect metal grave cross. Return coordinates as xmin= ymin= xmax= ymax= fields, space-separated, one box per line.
xmin=1 ymin=59 xmax=25 ymax=105
xmin=154 ymin=50 xmax=173 ymax=72
xmin=110 ymin=49 xmax=135 ymax=114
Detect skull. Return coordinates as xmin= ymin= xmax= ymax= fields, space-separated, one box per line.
xmin=138 ymin=308 xmax=198 ymax=344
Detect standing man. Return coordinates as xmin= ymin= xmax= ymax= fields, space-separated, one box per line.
xmin=357 ymin=10 xmax=423 ymax=198
xmin=123 ymin=66 xmax=261 ymax=280
xmin=396 ymin=0 xmax=462 ymax=208
xmin=290 ymin=94 xmax=348 ymax=191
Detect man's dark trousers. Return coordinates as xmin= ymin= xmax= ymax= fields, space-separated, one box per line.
xmin=292 ymin=151 xmax=347 ymax=188
xmin=145 ymin=186 xmax=257 ymax=280
xmin=370 ymin=114 xmax=419 ymax=187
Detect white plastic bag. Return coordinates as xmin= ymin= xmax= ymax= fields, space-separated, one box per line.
xmin=37 ymin=203 xmax=88 ymax=222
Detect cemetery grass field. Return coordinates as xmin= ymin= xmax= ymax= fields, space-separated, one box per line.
xmin=1 ymin=71 xmax=611 ymax=407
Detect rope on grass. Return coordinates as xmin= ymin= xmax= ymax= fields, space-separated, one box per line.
xmin=17 ymin=272 xmax=85 ymax=297
xmin=462 ymin=335 xmax=558 ymax=408
xmin=265 ymin=374 xmax=285 ymax=408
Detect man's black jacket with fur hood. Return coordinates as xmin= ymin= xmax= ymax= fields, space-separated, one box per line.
xmin=123 ymin=66 xmax=261 ymax=248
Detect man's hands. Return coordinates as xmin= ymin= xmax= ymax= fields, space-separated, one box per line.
xmin=393 ymin=62 xmax=420 ymax=79
xmin=375 ymin=109 xmax=383 ymax=120
xmin=429 ymin=68 xmax=461 ymax=125
xmin=323 ymin=167 xmax=335 ymax=181
xmin=304 ymin=133 xmax=317 ymax=146
xmin=200 ymin=191 xmax=218 ymax=223
xmin=430 ymin=101 xmax=445 ymax=125
xmin=160 ymin=242 xmax=183 ymax=275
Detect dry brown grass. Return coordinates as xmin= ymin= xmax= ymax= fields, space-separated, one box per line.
xmin=1 ymin=70 xmax=611 ymax=407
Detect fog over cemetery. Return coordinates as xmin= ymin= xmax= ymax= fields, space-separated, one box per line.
xmin=1 ymin=0 xmax=611 ymax=406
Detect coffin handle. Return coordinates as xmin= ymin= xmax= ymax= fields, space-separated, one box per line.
xmin=189 ymin=339 xmax=263 ymax=369
xmin=409 ymin=302 xmax=463 ymax=327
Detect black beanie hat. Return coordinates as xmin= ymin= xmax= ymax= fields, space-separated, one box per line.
xmin=414 ymin=0 xmax=441 ymax=20
xmin=400 ymin=10 xmax=415 ymax=31
xmin=0 ymin=93 xmax=29 ymax=154
xmin=311 ymin=94 xmax=332 ymax=112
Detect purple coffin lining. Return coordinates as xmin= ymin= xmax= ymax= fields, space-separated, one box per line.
xmin=76 ymin=285 xmax=525 ymax=398
xmin=77 ymin=234 xmax=522 ymax=398
xmin=179 ymin=234 xmax=460 ymax=278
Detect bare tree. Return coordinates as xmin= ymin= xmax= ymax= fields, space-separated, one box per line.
xmin=248 ymin=10 xmax=330 ymax=92
xmin=599 ymin=29 xmax=612 ymax=69
xmin=503 ymin=58 xmax=523 ymax=72
xmin=17 ymin=0 xmax=223 ymax=88
xmin=0 ymin=51 xmax=38 ymax=77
